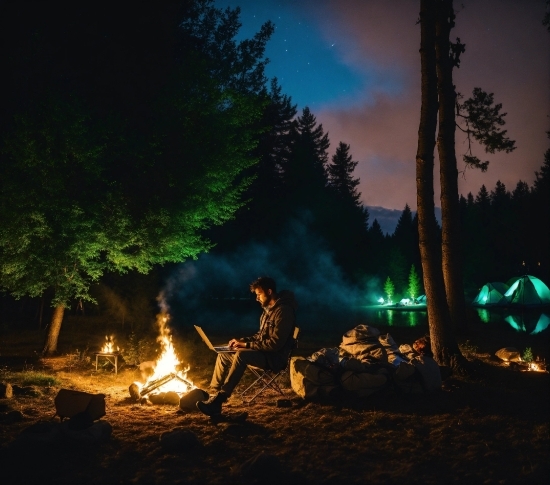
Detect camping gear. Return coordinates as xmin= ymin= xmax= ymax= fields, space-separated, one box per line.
xmin=472 ymin=282 xmax=509 ymax=306
xmin=289 ymin=357 xmax=338 ymax=399
xmin=240 ymin=327 xmax=300 ymax=404
xmin=54 ymin=389 xmax=106 ymax=421
xmin=499 ymin=275 xmax=550 ymax=307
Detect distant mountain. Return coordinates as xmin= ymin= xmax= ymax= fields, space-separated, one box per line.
xmin=366 ymin=206 xmax=442 ymax=236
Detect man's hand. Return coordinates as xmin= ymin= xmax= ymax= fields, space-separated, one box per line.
xmin=228 ymin=339 xmax=247 ymax=349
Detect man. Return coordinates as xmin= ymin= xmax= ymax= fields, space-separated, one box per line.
xmin=196 ymin=276 xmax=297 ymax=416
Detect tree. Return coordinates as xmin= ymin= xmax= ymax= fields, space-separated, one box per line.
xmin=325 ymin=142 xmax=370 ymax=280
xmin=408 ymin=265 xmax=422 ymax=301
xmin=384 ymin=276 xmax=395 ymax=304
xmin=416 ymin=0 xmax=463 ymax=369
xmin=0 ymin=1 xmax=274 ymax=354
xmin=435 ymin=0 xmax=515 ymax=335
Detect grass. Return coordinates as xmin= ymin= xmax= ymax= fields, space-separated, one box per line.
xmin=0 ymin=315 xmax=549 ymax=485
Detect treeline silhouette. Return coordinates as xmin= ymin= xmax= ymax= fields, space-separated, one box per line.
xmin=0 ymin=1 xmax=548 ymax=331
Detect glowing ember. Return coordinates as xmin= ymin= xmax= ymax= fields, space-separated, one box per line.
xmin=526 ymin=360 xmax=547 ymax=373
xmin=133 ymin=313 xmax=196 ymax=397
xmin=101 ymin=335 xmax=119 ymax=354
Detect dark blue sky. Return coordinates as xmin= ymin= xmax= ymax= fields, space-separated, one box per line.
xmin=215 ymin=0 xmax=550 ymax=223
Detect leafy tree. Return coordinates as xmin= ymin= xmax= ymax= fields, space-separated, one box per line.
xmin=0 ymin=1 xmax=274 ymax=354
xmin=383 ymin=276 xmax=395 ymax=304
xmin=408 ymin=265 xmax=422 ymax=301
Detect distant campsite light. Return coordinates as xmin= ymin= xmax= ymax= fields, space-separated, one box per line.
xmin=378 ymin=297 xmax=385 ymax=304
xmin=400 ymin=298 xmax=411 ymax=305
xmin=101 ymin=335 xmax=119 ymax=354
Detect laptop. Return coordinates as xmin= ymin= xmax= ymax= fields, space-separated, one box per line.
xmin=194 ymin=325 xmax=253 ymax=353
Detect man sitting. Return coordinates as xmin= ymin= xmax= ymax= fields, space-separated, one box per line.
xmin=196 ymin=276 xmax=297 ymax=416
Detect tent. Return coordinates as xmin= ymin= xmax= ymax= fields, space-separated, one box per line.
xmin=472 ymin=282 xmax=509 ymax=306
xmin=499 ymin=275 xmax=550 ymax=307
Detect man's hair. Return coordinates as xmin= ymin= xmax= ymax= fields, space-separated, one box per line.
xmin=250 ymin=276 xmax=277 ymax=294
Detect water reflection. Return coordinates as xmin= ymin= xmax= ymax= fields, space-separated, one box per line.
xmin=475 ymin=308 xmax=550 ymax=335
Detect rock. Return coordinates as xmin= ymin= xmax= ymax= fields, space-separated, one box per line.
xmin=164 ymin=391 xmax=180 ymax=405
xmin=14 ymin=421 xmax=62 ymax=446
xmin=179 ymin=388 xmax=208 ymax=411
xmin=61 ymin=419 xmax=112 ymax=444
xmin=0 ymin=382 xmax=13 ymax=398
xmin=0 ymin=410 xmax=24 ymax=424
xmin=129 ymin=383 xmax=141 ymax=401
xmin=495 ymin=347 xmax=522 ymax=362
xmin=148 ymin=392 xmax=166 ymax=404
xmin=159 ymin=427 xmax=200 ymax=452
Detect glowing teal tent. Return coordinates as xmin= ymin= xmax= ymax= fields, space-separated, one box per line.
xmin=499 ymin=275 xmax=550 ymax=307
xmin=472 ymin=282 xmax=509 ymax=306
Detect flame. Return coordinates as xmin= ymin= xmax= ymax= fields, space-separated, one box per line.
xmin=134 ymin=312 xmax=196 ymax=397
xmin=101 ymin=335 xmax=119 ymax=354
xmin=527 ymin=360 xmax=546 ymax=372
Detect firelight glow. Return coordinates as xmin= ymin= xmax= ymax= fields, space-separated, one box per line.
xmin=135 ymin=313 xmax=196 ymax=396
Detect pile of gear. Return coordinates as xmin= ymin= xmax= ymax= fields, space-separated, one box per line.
xmin=290 ymin=324 xmax=441 ymax=399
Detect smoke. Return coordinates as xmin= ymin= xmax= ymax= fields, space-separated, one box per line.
xmin=160 ymin=215 xmax=382 ymax=333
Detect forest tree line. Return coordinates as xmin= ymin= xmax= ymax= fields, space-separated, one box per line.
xmin=0 ymin=1 xmax=548 ymax=347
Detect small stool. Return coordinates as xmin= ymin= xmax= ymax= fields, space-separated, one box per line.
xmin=95 ymin=353 xmax=120 ymax=374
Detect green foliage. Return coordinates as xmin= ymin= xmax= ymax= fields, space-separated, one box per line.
xmin=0 ymin=1 xmax=273 ymax=313
xmin=408 ymin=265 xmax=421 ymax=300
xmin=457 ymin=88 xmax=516 ymax=172
xmin=384 ymin=276 xmax=395 ymax=303
xmin=522 ymin=347 xmax=534 ymax=363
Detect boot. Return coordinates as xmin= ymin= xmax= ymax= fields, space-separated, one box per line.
xmin=196 ymin=391 xmax=228 ymax=416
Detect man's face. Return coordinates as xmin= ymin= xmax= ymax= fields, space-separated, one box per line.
xmin=254 ymin=288 xmax=272 ymax=308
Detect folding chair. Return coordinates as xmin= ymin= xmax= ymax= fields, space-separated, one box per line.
xmin=240 ymin=326 xmax=300 ymax=404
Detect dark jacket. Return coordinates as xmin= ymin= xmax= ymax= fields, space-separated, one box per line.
xmin=241 ymin=290 xmax=298 ymax=371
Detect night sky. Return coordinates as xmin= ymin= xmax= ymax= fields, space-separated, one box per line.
xmin=215 ymin=0 xmax=549 ymax=227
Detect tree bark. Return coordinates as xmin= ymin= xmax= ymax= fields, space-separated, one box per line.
xmin=43 ymin=304 xmax=65 ymax=355
xmin=435 ymin=0 xmax=469 ymax=334
xmin=416 ymin=0 xmax=465 ymax=370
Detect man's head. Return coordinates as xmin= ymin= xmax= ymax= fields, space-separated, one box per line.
xmin=250 ymin=276 xmax=277 ymax=308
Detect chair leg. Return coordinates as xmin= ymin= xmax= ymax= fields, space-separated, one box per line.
xmin=240 ymin=369 xmax=286 ymax=404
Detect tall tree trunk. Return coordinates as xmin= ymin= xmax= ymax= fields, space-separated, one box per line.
xmin=435 ymin=0 xmax=468 ymax=334
xmin=43 ymin=304 xmax=65 ymax=355
xmin=416 ymin=0 xmax=464 ymax=370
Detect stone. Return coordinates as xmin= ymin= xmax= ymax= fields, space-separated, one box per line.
xmin=0 ymin=410 xmax=23 ymax=424
xmin=495 ymin=347 xmax=522 ymax=362
xmin=0 ymin=382 xmax=13 ymax=398
xmin=129 ymin=383 xmax=141 ymax=401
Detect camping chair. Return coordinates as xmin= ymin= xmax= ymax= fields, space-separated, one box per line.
xmin=240 ymin=326 xmax=300 ymax=404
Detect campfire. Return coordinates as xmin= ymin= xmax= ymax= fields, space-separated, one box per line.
xmin=129 ymin=313 xmax=196 ymax=403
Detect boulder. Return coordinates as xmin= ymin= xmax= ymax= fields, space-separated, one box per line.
xmin=495 ymin=347 xmax=522 ymax=362
xmin=0 ymin=382 xmax=13 ymax=399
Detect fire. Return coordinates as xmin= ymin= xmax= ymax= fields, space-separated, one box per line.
xmin=101 ymin=335 xmax=119 ymax=354
xmin=133 ymin=313 xmax=196 ymax=398
xmin=526 ymin=360 xmax=547 ymax=373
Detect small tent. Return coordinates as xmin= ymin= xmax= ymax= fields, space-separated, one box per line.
xmin=472 ymin=282 xmax=509 ymax=306
xmin=499 ymin=275 xmax=550 ymax=307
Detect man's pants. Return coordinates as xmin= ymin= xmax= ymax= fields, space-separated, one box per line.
xmin=210 ymin=350 xmax=268 ymax=396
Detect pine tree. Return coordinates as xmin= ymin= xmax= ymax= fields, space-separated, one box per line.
xmin=408 ymin=265 xmax=422 ymax=301
xmin=384 ymin=276 xmax=395 ymax=304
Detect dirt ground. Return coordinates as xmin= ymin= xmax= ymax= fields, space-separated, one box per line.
xmin=0 ymin=317 xmax=549 ymax=485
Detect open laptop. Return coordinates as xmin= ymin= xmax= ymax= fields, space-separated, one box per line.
xmin=194 ymin=325 xmax=253 ymax=353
